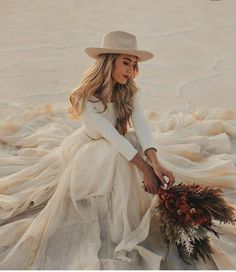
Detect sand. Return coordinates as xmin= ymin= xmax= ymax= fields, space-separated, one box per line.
xmin=0 ymin=0 xmax=235 ymax=113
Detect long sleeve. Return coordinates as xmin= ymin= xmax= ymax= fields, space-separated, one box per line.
xmin=131 ymin=89 xmax=157 ymax=153
xmin=81 ymin=101 xmax=138 ymax=161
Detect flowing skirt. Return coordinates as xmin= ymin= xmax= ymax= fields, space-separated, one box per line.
xmin=0 ymin=102 xmax=236 ymax=269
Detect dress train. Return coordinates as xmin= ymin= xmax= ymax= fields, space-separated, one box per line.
xmin=0 ymin=102 xmax=236 ymax=269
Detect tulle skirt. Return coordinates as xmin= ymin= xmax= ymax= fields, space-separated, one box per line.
xmin=0 ymin=102 xmax=236 ymax=269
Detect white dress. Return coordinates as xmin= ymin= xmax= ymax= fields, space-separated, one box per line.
xmin=0 ymin=90 xmax=236 ymax=270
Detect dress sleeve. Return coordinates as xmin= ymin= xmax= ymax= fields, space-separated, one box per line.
xmin=81 ymin=101 xmax=138 ymax=161
xmin=131 ymin=89 xmax=157 ymax=153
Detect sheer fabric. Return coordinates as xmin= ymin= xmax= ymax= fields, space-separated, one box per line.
xmin=0 ymin=100 xmax=236 ymax=269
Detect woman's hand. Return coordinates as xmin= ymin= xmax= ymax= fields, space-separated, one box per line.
xmin=130 ymin=151 xmax=174 ymax=194
xmin=144 ymin=148 xmax=175 ymax=190
xmin=130 ymin=152 xmax=159 ymax=194
xmin=142 ymin=165 xmax=161 ymax=194
xmin=152 ymin=161 xmax=175 ymax=189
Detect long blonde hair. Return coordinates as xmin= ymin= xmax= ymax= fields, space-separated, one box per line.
xmin=68 ymin=53 xmax=139 ymax=135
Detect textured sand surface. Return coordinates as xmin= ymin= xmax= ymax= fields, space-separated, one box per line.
xmin=0 ymin=0 xmax=235 ymax=113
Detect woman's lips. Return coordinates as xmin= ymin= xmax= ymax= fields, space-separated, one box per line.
xmin=123 ymin=75 xmax=129 ymax=80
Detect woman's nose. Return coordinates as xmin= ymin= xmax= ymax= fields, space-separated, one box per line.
xmin=127 ymin=67 xmax=133 ymax=75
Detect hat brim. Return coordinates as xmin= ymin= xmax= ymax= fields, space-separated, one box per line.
xmin=85 ymin=47 xmax=154 ymax=62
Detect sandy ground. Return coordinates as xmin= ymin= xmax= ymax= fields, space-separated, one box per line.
xmin=0 ymin=0 xmax=235 ymax=114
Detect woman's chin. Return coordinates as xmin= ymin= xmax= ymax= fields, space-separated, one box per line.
xmin=119 ymin=80 xmax=128 ymax=85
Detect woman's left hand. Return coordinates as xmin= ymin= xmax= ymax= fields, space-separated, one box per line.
xmin=152 ymin=162 xmax=175 ymax=189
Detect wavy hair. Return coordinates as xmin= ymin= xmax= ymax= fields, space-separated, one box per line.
xmin=68 ymin=53 xmax=139 ymax=135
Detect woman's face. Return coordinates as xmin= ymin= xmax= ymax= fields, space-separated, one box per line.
xmin=111 ymin=54 xmax=137 ymax=85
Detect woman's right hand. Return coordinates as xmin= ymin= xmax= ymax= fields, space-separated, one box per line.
xmin=142 ymin=165 xmax=161 ymax=194
xmin=130 ymin=152 xmax=162 ymax=194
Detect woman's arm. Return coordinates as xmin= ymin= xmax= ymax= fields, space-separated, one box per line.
xmin=81 ymin=100 xmax=138 ymax=161
xmin=145 ymin=148 xmax=159 ymax=165
xmin=130 ymin=152 xmax=162 ymax=194
xmin=145 ymin=148 xmax=175 ymax=188
xmin=131 ymin=90 xmax=175 ymax=188
xmin=131 ymin=90 xmax=157 ymax=154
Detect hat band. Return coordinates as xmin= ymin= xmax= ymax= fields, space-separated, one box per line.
xmin=101 ymin=46 xmax=138 ymax=50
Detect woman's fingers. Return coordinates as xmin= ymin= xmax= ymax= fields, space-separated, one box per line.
xmin=153 ymin=163 xmax=176 ymax=188
xmin=142 ymin=183 xmax=147 ymax=192
xmin=142 ymin=181 xmax=151 ymax=193
xmin=149 ymin=183 xmax=155 ymax=194
xmin=155 ymin=172 xmax=166 ymax=186
xmin=143 ymin=168 xmax=176 ymax=194
xmin=165 ymin=171 xmax=175 ymax=188
xmin=168 ymin=176 xmax=175 ymax=188
xmin=142 ymin=180 xmax=156 ymax=194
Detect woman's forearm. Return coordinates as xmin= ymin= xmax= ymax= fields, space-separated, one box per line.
xmin=130 ymin=152 xmax=152 ymax=174
xmin=130 ymin=151 xmax=162 ymax=193
xmin=144 ymin=148 xmax=159 ymax=166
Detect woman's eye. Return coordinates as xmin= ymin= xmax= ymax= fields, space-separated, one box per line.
xmin=123 ymin=61 xmax=136 ymax=70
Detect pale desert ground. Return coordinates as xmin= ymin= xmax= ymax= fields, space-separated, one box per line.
xmin=0 ymin=0 xmax=235 ymax=112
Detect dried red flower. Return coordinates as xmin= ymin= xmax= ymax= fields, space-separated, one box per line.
xmin=154 ymin=182 xmax=235 ymax=264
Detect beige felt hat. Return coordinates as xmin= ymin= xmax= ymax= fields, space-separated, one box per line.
xmin=85 ymin=31 xmax=154 ymax=62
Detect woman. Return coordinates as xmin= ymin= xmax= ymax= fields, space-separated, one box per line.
xmin=0 ymin=30 xmax=174 ymax=269
xmin=69 ymin=31 xmax=175 ymax=194
xmin=0 ymin=30 xmax=235 ymax=270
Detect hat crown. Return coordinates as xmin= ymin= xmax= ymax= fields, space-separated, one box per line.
xmin=85 ymin=30 xmax=153 ymax=62
xmin=101 ymin=31 xmax=138 ymax=50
